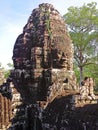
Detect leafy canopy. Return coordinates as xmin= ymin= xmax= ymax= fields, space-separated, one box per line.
xmin=63 ymin=2 xmax=98 ymax=82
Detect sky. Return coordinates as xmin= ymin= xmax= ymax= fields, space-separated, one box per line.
xmin=0 ymin=0 xmax=98 ymax=68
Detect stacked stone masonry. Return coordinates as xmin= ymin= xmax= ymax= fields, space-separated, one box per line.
xmin=0 ymin=3 xmax=98 ymax=130
xmin=12 ymin=3 xmax=76 ymax=103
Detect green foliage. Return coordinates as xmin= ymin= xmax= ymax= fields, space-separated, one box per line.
xmin=74 ymin=65 xmax=80 ymax=83
xmin=0 ymin=62 xmax=13 ymax=79
xmin=46 ymin=19 xmax=52 ymax=38
xmin=45 ymin=11 xmax=52 ymax=39
xmin=4 ymin=70 xmax=10 ymax=79
xmin=4 ymin=63 xmax=13 ymax=79
xmin=63 ymin=2 xmax=98 ymax=83
xmin=83 ymin=64 xmax=98 ymax=91
xmin=7 ymin=63 xmax=13 ymax=68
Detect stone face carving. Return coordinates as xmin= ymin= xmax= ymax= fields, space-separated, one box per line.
xmin=0 ymin=3 xmax=98 ymax=130
xmin=12 ymin=3 xmax=76 ymax=103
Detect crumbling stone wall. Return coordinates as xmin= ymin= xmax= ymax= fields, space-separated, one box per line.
xmin=0 ymin=70 xmax=12 ymax=129
xmin=0 ymin=69 xmax=23 ymax=129
xmin=42 ymin=94 xmax=98 ymax=130
xmin=0 ymin=69 xmax=5 ymax=85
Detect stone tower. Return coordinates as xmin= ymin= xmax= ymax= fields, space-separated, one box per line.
xmin=1 ymin=3 xmax=98 ymax=130
xmin=12 ymin=3 xmax=76 ymax=103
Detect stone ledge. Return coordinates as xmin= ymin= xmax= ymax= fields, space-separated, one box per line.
xmin=73 ymin=94 xmax=98 ymax=107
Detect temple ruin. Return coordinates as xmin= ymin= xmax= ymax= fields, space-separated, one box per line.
xmin=12 ymin=3 xmax=76 ymax=103
xmin=0 ymin=3 xmax=98 ymax=130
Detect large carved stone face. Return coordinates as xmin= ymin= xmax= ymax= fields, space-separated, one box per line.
xmin=12 ymin=3 xmax=74 ymax=103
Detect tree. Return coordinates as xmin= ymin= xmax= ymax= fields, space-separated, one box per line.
xmin=0 ymin=62 xmax=13 ymax=79
xmin=7 ymin=63 xmax=13 ymax=69
xmin=63 ymin=2 xmax=98 ymax=83
xmin=4 ymin=63 xmax=13 ymax=79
